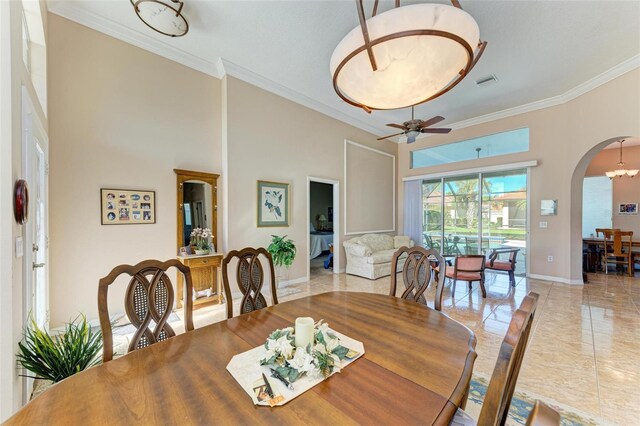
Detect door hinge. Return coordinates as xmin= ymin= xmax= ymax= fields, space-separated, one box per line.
xmin=45 ymin=163 xmax=49 ymax=176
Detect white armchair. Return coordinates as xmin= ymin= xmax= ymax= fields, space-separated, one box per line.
xmin=343 ymin=234 xmax=414 ymax=279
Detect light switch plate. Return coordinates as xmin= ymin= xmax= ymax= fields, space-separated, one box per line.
xmin=539 ymin=221 xmax=548 ymax=228
xmin=15 ymin=237 xmax=23 ymax=258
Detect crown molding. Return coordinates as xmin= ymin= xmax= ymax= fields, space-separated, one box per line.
xmin=217 ymin=58 xmax=385 ymax=136
xmin=404 ymin=54 xmax=640 ymax=143
xmin=48 ymin=2 xmax=639 ymax=143
xmin=48 ymin=2 xmax=221 ymax=78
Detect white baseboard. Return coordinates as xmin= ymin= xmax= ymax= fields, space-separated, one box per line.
xmin=278 ymin=276 xmax=308 ymax=288
xmin=337 ymin=268 xmax=346 ymax=273
xmin=527 ymin=273 xmax=584 ymax=285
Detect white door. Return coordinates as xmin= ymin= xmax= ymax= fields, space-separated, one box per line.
xmin=22 ymin=89 xmax=48 ymax=330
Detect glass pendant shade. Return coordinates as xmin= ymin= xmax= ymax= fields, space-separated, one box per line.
xmin=131 ymin=0 xmax=189 ymax=37
xmin=628 ymin=169 xmax=639 ymax=177
xmin=330 ymin=3 xmax=482 ymax=111
xmin=615 ymin=169 xmax=627 ymax=176
xmin=605 ymin=171 xmax=617 ymax=178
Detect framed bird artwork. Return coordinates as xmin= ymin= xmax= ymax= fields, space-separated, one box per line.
xmin=257 ymin=180 xmax=290 ymax=227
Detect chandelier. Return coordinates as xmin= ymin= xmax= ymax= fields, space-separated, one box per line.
xmin=605 ymin=140 xmax=639 ymax=178
xmin=330 ymin=0 xmax=486 ymax=113
xmin=130 ymin=0 xmax=189 ymax=37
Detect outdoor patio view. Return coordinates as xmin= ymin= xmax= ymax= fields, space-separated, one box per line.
xmin=422 ymin=169 xmax=527 ymax=274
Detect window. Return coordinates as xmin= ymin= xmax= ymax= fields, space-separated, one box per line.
xmin=582 ymin=176 xmax=612 ymax=237
xmin=411 ymin=128 xmax=530 ymax=169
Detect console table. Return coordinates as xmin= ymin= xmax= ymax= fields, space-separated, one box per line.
xmin=177 ymin=253 xmax=224 ymax=307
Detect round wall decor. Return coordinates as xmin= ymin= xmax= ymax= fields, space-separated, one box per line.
xmin=14 ymin=179 xmax=29 ymax=224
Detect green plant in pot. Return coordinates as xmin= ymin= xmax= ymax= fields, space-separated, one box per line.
xmin=267 ymin=235 xmax=296 ymax=283
xmin=17 ymin=315 xmax=103 ymax=394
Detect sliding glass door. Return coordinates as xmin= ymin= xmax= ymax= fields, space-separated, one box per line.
xmin=421 ymin=169 xmax=528 ymax=273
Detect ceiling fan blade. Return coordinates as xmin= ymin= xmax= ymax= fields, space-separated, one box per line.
xmin=421 ymin=128 xmax=452 ymax=134
xmin=419 ymin=116 xmax=446 ymax=129
xmin=377 ymin=132 xmax=406 ymax=140
xmin=385 ymin=123 xmax=406 ymax=130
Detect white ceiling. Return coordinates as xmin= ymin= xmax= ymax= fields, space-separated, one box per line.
xmin=47 ymin=0 xmax=640 ymax=139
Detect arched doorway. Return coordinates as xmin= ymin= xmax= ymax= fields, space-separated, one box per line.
xmin=570 ymin=136 xmax=640 ymax=280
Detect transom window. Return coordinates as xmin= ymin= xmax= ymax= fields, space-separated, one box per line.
xmin=411 ymin=128 xmax=530 ymax=169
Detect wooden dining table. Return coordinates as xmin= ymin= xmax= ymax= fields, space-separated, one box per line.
xmin=6 ymin=292 xmax=477 ymax=425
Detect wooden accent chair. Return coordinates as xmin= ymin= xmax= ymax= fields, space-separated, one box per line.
xmin=603 ymin=230 xmax=634 ymax=276
xmin=222 ymin=247 xmax=278 ymax=318
xmin=485 ymin=248 xmax=520 ymax=286
xmin=390 ymin=246 xmax=446 ymax=311
xmin=446 ymin=255 xmax=487 ymax=298
xmin=525 ymin=401 xmax=561 ymax=426
xmin=451 ymin=292 xmax=539 ymax=426
xmin=98 ymin=259 xmax=194 ymax=362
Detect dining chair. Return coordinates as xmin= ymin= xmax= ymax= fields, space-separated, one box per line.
xmin=222 ymin=247 xmax=278 ymax=318
xmin=485 ymin=248 xmax=520 ymax=286
xmin=451 ymin=292 xmax=540 ymax=426
xmin=596 ymin=228 xmax=619 ymax=271
xmin=98 ymin=259 xmax=194 ymax=362
xmin=603 ymin=230 xmax=634 ymax=276
xmin=390 ymin=246 xmax=445 ymax=311
xmin=525 ymin=401 xmax=561 ymax=426
xmin=446 ymin=255 xmax=487 ymax=298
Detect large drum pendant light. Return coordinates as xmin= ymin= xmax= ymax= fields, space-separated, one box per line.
xmin=130 ymin=0 xmax=189 ymax=37
xmin=330 ymin=1 xmax=486 ymax=112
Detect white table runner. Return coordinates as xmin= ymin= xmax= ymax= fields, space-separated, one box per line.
xmin=226 ymin=330 xmax=365 ymax=407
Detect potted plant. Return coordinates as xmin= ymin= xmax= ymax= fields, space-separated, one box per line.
xmin=17 ymin=315 xmax=103 ymax=399
xmin=190 ymin=227 xmax=212 ymax=255
xmin=267 ymin=235 xmax=296 ymax=284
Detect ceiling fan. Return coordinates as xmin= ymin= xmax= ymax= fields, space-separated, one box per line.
xmin=377 ymin=106 xmax=451 ymax=143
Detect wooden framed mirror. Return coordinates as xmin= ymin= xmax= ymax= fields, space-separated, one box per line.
xmin=174 ymin=169 xmax=219 ymax=251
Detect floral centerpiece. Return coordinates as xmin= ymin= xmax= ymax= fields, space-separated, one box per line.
xmin=190 ymin=227 xmax=212 ymax=255
xmin=260 ymin=321 xmax=349 ymax=383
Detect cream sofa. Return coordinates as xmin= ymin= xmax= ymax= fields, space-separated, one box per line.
xmin=343 ymin=234 xmax=415 ymax=279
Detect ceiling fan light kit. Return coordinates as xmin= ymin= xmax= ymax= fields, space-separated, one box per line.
xmin=330 ymin=0 xmax=486 ymax=112
xmin=130 ymin=0 xmax=189 ymax=37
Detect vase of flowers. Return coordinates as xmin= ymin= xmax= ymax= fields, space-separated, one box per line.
xmin=190 ymin=227 xmax=212 ymax=255
xmin=259 ymin=320 xmax=349 ymax=383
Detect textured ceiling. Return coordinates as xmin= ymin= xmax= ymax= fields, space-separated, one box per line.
xmin=47 ymin=0 xmax=640 ymax=138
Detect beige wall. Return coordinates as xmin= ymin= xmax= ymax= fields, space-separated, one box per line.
xmin=585 ymin=145 xmax=640 ymax=236
xmin=0 ymin=0 xmax=49 ymax=419
xmin=398 ymin=69 xmax=640 ymax=283
xmin=223 ymin=76 xmax=397 ymax=282
xmin=48 ymin=14 xmax=222 ymax=327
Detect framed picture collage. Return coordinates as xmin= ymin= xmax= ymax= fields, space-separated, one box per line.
xmin=101 ymin=189 xmax=156 ymax=225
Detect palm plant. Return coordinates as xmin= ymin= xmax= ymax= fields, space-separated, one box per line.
xmin=17 ymin=315 xmax=103 ymax=383
xmin=267 ymin=235 xmax=297 ymax=268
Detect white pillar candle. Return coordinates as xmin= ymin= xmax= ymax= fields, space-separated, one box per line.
xmin=294 ymin=317 xmax=315 ymax=349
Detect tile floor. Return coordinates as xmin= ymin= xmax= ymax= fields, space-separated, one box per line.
xmin=181 ymin=270 xmax=640 ymax=425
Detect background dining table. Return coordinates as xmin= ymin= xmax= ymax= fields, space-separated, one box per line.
xmin=7 ymin=292 xmax=477 ymax=425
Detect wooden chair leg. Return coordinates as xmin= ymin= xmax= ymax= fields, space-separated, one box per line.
xmin=479 ymin=279 xmax=487 ymax=298
xmin=468 ymin=281 xmax=472 ymax=289
xmin=508 ymin=270 xmax=515 ymax=287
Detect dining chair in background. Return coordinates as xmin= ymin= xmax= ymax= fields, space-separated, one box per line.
xmin=525 ymin=401 xmax=561 ymax=426
xmin=222 ymin=247 xmax=278 ymax=318
xmin=485 ymin=248 xmax=520 ymax=286
xmin=596 ymin=228 xmax=619 ymax=271
xmin=390 ymin=246 xmax=445 ymax=311
xmin=451 ymin=292 xmax=542 ymax=426
xmin=446 ymin=255 xmax=487 ymax=298
xmin=603 ymin=230 xmax=634 ymax=276
xmin=98 ymin=259 xmax=194 ymax=362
